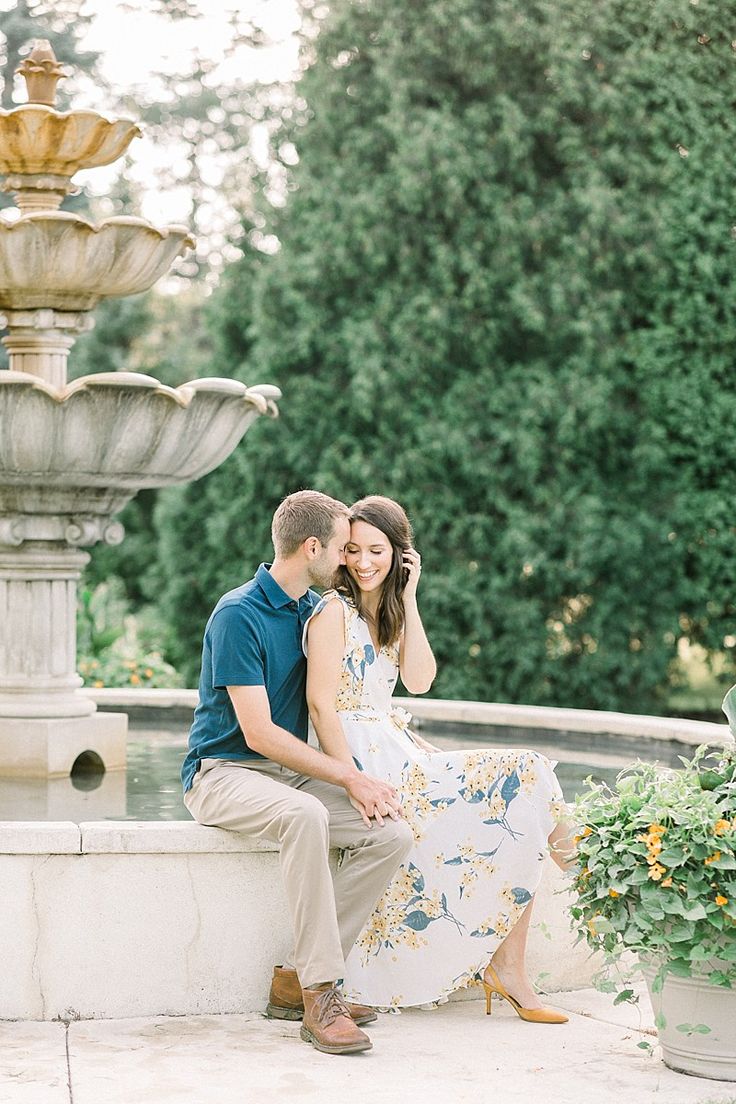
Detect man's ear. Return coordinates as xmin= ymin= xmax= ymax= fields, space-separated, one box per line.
xmin=303 ymin=536 xmax=321 ymax=559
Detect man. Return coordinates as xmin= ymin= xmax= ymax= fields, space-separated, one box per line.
xmin=182 ymin=490 xmax=413 ymax=1055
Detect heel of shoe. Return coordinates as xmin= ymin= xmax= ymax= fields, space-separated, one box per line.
xmin=481 ymin=965 xmax=569 ymax=1025
xmin=266 ymin=1002 xmax=303 ymax=1021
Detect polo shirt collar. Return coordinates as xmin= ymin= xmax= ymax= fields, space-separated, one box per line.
xmin=256 ymin=563 xmax=309 ymax=610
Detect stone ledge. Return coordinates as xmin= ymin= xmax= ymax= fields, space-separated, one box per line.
xmin=401 ymin=698 xmax=730 ymax=746
xmin=0 ymin=820 xmax=80 ymax=853
xmin=83 ymin=687 xmax=199 ymax=711
xmin=83 ymin=687 xmax=731 ymax=747
xmin=78 ymin=821 xmax=279 ymax=855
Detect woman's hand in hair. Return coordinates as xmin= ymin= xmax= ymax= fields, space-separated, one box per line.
xmin=402 ymin=547 xmax=422 ymax=603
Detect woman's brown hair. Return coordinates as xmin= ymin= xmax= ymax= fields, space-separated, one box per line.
xmin=334 ymin=495 xmax=413 ymax=647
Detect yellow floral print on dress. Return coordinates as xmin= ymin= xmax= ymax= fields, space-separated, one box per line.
xmin=303 ymin=590 xmax=566 ymax=1008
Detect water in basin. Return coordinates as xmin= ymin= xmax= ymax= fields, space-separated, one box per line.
xmin=0 ymin=719 xmax=689 ymax=822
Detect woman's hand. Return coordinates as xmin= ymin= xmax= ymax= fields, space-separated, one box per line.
xmin=398 ymin=546 xmax=436 ymax=694
xmin=345 ymin=769 xmax=403 ymax=827
xmin=402 ymin=546 xmax=422 ymax=602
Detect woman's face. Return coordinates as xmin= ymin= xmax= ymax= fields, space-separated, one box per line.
xmin=345 ymin=520 xmax=394 ymax=596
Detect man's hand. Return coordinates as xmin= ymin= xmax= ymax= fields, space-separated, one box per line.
xmin=344 ymin=769 xmax=403 ymax=828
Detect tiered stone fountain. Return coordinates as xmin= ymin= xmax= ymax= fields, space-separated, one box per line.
xmin=0 ymin=42 xmax=280 ymax=779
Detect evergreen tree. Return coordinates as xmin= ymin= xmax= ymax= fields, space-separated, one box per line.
xmin=152 ymin=0 xmax=736 ymax=702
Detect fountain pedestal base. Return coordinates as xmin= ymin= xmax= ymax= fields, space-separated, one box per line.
xmin=0 ymin=712 xmax=127 ymax=778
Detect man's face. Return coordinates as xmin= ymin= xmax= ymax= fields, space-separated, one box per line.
xmin=309 ymin=516 xmax=350 ymax=587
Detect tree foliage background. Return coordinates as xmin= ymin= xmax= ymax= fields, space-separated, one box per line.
xmin=3 ymin=0 xmax=736 ymax=709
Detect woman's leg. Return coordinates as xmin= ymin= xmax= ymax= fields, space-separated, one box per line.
xmin=548 ymin=817 xmax=577 ymax=871
xmin=486 ymin=897 xmax=543 ymax=1009
xmin=486 ymin=819 xmax=575 ymax=1007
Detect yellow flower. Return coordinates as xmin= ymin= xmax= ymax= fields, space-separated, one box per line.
xmin=608 ymin=889 xmax=619 ymax=898
xmin=130 ymin=673 xmax=141 ymax=685
xmin=714 ymin=820 xmax=731 ymax=836
xmin=704 ymin=851 xmax=721 ymax=865
xmin=93 ymin=679 xmax=104 ymax=688
xmin=648 ymin=862 xmax=666 ymax=881
xmin=582 ymin=826 xmax=593 ymax=837
xmin=715 ymin=894 xmax=729 ymax=907
xmin=660 ymin=877 xmax=673 ymax=888
xmin=649 ymin=823 xmax=666 ymax=835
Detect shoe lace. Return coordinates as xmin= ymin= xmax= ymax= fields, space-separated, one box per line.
xmin=311 ymin=986 xmax=350 ymax=1027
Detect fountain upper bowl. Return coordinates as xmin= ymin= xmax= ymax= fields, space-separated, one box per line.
xmin=0 ymin=104 xmax=140 ymax=177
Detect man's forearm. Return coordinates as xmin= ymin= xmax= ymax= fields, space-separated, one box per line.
xmin=249 ymin=722 xmax=358 ymax=789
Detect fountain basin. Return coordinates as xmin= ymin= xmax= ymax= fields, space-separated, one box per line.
xmin=0 ymin=213 xmax=195 ymax=310
xmin=4 ymin=696 xmax=726 ymax=1018
xmin=0 ymin=372 xmax=280 ymax=523
xmin=0 ymin=826 xmax=587 ymax=1020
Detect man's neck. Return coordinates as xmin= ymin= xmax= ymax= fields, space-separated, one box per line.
xmin=268 ymin=557 xmax=311 ymax=600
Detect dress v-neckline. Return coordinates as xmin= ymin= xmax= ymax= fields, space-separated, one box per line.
xmin=336 ymin=591 xmax=382 ymax=653
xmin=359 ymin=610 xmax=381 ymax=654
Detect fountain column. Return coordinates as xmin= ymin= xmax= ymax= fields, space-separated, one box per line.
xmin=0 ymin=541 xmax=128 ymax=777
xmin=0 ymin=41 xmax=280 ymax=779
xmin=1 ymin=309 xmax=94 ymax=387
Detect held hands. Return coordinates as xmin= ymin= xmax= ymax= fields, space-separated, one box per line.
xmin=402 ymin=546 xmax=422 ymax=601
xmin=345 ymin=769 xmax=403 ymax=828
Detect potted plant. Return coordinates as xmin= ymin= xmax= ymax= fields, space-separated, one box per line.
xmin=569 ymin=728 xmax=736 ymax=1081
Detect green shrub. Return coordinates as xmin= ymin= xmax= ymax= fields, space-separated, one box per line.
xmin=77 ymin=579 xmax=183 ymax=689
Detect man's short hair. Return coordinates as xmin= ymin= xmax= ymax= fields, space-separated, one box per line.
xmin=271 ymin=490 xmax=349 ymax=557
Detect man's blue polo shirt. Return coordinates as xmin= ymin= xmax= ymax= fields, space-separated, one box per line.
xmin=181 ymin=563 xmax=320 ymax=793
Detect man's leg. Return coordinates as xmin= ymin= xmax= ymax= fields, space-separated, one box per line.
xmin=185 ymin=759 xmax=345 ymax=987
xmin=296 ymin=776 xmax=414 ymax=961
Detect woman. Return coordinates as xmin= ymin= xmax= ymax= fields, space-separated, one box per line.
xmin=304 ymin=495 xmax=571 ymax=1018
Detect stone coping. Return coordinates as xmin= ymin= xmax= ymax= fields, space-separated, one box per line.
xmin=0 ymin=820 xmax=279 ymax=855
xmin=84 ymin=687 xmax=731 ymax=747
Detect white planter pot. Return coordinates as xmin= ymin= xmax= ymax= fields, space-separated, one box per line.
xmin=643 ymin=964 xmax=736 ymax=1081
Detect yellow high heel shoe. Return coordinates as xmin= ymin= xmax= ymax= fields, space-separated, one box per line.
xmin=482 ymin=964 xmax=568 ymax=1024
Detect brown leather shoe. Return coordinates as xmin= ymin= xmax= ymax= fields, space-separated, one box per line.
xmin=300 ymin=986 xmax=372 ymax=1055
xmin=266 ymin=966 xmax=377 ymax=1025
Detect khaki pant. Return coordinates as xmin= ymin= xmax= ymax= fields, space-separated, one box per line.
xmin=184 ymin=758 xmax=414 ymax=989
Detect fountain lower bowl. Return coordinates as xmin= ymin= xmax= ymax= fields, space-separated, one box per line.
xmin=0 ymin=371 xmax=280 ymax=523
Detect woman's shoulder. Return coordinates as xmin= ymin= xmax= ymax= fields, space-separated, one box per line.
xmin=319 ymin=588 xmax=356 ymax=610
xmin=307 ymin=589 xmax=356 ymax=626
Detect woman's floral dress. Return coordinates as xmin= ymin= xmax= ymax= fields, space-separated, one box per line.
xmin=304 ymin=591 xmax=566 ymax=1009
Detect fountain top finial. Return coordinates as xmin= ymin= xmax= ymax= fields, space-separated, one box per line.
xmin=16 ymin=40 xmax=66 ymax=107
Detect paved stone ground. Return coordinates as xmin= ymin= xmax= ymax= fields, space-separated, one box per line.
xmin=1 ymin=987 xmax=734 ymax=1104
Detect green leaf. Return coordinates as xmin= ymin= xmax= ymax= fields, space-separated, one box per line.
xmin=681 ymin=903 xmax=708 ymax=921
